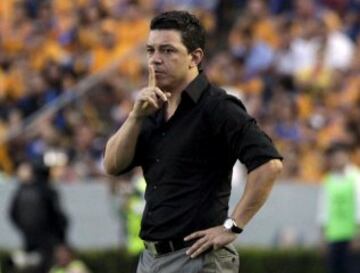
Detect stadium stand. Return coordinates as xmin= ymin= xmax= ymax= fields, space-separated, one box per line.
xmin=0 ymin=0 xmax=359 ymax=183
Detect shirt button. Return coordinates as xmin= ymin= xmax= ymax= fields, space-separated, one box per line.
xmin=148 ymin=212 xmax=152 ymax=216
xmin=153 ymin=185 xmax=157 ymax=190
xmin=161 ymin=132 xmax=166 ymax=137
xmin=156 ymin=158 xmax=160 ymax=163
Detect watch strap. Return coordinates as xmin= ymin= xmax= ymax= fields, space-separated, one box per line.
xmin=224 ymin=218 xmax=243 ymax=234
xmin=231 ymin=222 xmax=243 ymax=234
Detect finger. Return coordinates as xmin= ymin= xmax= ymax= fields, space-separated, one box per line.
xmin=141 ymin=101 xmax=149 ymax=110
xmin=149 ymin=90 xmax=160 ymax=101
xmin=144 ymin=96 xmax=159 ymax=109
xmin=184 ymin=230 xmax=206 ymax=241
xmin=140 ymin=91 xmax=159 ymax=110
xmin=154 ymin=88 xmax=168 ymax=102
xmin=190 ymin=241 xmax=212 ymax=258
xmin=186 ymin=236 xmax=207 ymax=256
xmin=148 ymin=65 xmax=156 ymax=87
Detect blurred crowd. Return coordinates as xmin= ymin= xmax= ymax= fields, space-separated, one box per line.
xmin=0 ymin=0 xmax=359 ymax=183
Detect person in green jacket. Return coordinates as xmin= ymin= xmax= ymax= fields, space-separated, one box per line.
xmin=126 ymin=175 xmax=146 ymax=256
xmin=318 ymin=143 xmax=360 ymax=273
xmin=49 ymin=244 xmax=91 ymax=273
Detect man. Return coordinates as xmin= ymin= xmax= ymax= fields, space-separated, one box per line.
xmin=9 ymin=160 xmax=68 ymax=273
xmin=103 ymin=10 xmax=283 ymax=273
xmin=317 ymin=143 xmax=360 ymax=273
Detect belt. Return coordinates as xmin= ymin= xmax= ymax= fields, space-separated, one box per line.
xmin=144 ymin=238 xmax=194 ymax=257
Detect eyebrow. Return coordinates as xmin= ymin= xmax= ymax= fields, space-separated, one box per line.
xmin=146 ymin=44 xmax=177 ymax=49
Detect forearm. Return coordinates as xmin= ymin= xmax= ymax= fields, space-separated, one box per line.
xmin=231 ymin=159 xmax=283 ymax=228
xmin=103 ymin=114 xmax=144 ymax=175
xmin=185 ymin=160 xmax=282 ymax=257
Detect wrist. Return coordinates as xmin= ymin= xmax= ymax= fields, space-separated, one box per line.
xmin=223 ymin=218 xmax=243 ymax=234
xmin=128 ymin=111 xmax=146 ymax=121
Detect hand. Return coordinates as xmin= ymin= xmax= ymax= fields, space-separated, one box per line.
xmin=184 ymin=226 xmax=237 ymax=258
xmin=130 ymin=65 xmax=171 ymax=118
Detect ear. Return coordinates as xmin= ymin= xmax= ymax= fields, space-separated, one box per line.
xmin=189 ymin=48 xmax=204 ymax=69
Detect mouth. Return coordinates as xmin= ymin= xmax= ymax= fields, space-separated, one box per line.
xmin=154 ymin=69 xmax=166 ymax=74
xmin=154 ymin=71 xmax=166 ymax=79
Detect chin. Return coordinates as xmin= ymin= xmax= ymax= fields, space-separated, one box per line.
xmin=157 ymin=76 xmax=178 ymax=91
xmin=157 ymin=80 xmax=171 ymax=90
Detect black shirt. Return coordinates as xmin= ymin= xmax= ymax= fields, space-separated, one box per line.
xmin=121 ymin=73 xmax=282 ymax=241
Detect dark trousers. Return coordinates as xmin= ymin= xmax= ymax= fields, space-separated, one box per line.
xmin=23 ymin=234 xmax=57 ymax=273
xmin=327 ymin=241 xmax=351 ymax=273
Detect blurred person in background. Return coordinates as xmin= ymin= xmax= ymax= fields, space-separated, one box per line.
xmin=104 ymin=10 xmax=283 ymax=273
xmin=124 ymin=172 xmax=146 ymax=272
xmin=8 ymin=159 xmax=68 ymax=273
xmin=49 ymin=244 xmax=91 ymax=273
xmin=317 ymin=143 xmax=360 ymax=273
xmin=228 ymin=16 xmax=274 ymax=79
xmin=108 ymin=169 xmax=146 ymax=271
xmin=124 ymin=174 xmax=146 ymax=255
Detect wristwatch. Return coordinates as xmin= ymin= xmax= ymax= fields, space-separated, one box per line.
xmin=223 ymin=218 xmax=243 ymax=234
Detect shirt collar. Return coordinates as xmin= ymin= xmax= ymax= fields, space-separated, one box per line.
xmin=183 ymin=72 xmax=209 ymax=103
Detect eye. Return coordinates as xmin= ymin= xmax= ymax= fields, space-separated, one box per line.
xmin=146 ymin=48 xmax=154 ymax=54
xmin=163 ymin=48 xmax=175 ymax=54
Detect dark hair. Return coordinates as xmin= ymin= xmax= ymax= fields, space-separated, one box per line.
xmin=150 ymin=10 xmax=206 ymax=53
xmin=325 ymin=142 xmax=351 ymax=157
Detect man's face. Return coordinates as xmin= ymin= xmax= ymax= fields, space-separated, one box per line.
xmin=17 ymin=163 xmax=34 ymax=184
xmin=54 ymin=246 xmax=72 ymax=267
xmin=146 ymin=30 xmax=193 ymax=91
xmin=329 ymin=150 xmax=349 ymax=171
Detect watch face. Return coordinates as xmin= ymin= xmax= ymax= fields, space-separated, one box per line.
xmin=224 ymin=218 xmax=233 ymax=230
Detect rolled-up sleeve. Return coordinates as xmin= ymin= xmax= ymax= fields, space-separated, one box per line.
xmin=211 ymin=96 xmax=283 ymax=172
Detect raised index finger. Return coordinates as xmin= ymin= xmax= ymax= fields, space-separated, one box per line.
xmin=148 ymin=65 xmax=156 ymax=87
